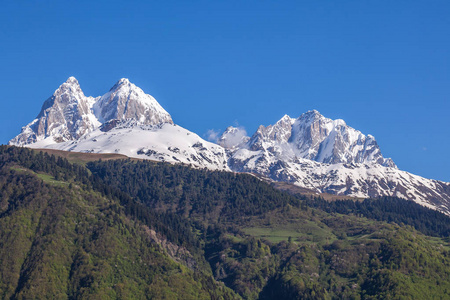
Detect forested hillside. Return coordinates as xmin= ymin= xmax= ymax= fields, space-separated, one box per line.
xmin=0 ymin=145 xmax=449 ymax=299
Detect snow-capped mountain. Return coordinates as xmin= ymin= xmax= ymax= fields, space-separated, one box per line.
xmin=218 ymin=126 xmax=249 ymax=149
xmin=10 ymin=77 xmax=100 ymax=145
xmin=9 ymin=77 xmax=228 ymax=170
xmin=9 ymin=77 xmax=450 ymax=215
xmin=93 ymin=78 xmax=173 ymax=126
xmin=220 ymin=112 xmax=450 ymax=215
xmin=223 ymin=111 xmax=395 ymax=167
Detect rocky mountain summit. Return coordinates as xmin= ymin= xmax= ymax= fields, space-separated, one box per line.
xmin=10 ymin=77 xmax=173 ymax=146
xmin=10 ymin=77 xmax=99 ymax=145
xmin=10 ymin=77 xmax=228 ymax=170
xmin=9 ymin=77 xmax=450 ymax=215
xmin=93 ymin=78 xmax=173 ymax=126
xmin=221 ymin=111 xmax=395 ymax=167
xmin=220 ymin=112 xmax=449 ymax=215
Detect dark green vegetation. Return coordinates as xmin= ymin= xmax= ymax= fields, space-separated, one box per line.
xmin=305 ymin=197 xmax=450 ymax=238
xmin=0 ymin=145 xmax=449 ymax=299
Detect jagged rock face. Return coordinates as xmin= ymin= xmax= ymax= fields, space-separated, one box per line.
xmin=94 ymin=78 xmax=173 ymax=125
xmin=10 ymin=77 xmax=99 ymax=144
xmin=9 ymin=77 xmax=173 ymax=146
xmin=221 ymin=111 xmax=450 ymax=215
xmin=9 ymin=77 xmax=228 ymax=171
xmin=223 ymin=110 xmax=396 ymax=173
xmin=289 ymin=111 xmax=395 ymax=167
xmin=248 ymin=115 xmax=293 ymax=151
xmin=242 ymin=110 xmax=395 ymax=167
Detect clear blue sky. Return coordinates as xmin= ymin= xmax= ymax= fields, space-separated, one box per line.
xmin=1 ymin=1 xmax=449 ymax=181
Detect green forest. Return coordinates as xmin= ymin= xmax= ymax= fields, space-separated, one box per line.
xmin=0 ymin=145 xmax=449 ymax=299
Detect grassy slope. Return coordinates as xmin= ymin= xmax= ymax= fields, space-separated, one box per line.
xmin=33 ymin=148 xmax=131 ymax=164
xmin=214 ymin=209 xmax=450 ymax=299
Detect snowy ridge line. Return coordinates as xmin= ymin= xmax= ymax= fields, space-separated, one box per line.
xmin=10 ymin=77 xmax=173 ymax=147
xmin=221 ymin=112 xmax=450 ymax=215
xmin=9 ymin=77 xmax=450 ymax=216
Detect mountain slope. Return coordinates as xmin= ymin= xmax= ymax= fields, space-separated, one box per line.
xmin=221 ymin=112 xmax=450 ymax=215
xmin=1 ymin=146 xmax=450 ymax=299
xmin=93 ymin=78 xmax=173 ymax=125
xmin=8 ymin=78 xmax=450 ymax=214
xmin=9 ymin=77 xmax=99 ymax=145
xmin=9 ymin=77 xmax=229 ymax=171
xmin=26 ymin=122 xmax=229 ymax=170
xmin=223 ymin=111 xmax=395 ymax=167
xmin=10 ymin=77 xmax=174 ymax=147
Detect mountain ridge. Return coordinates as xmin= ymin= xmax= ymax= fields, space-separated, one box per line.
xmin=9 ymin=77 xmax=450 ymax=215
xmin=221 ymin=112 xmax=449 ymax=215
xmin=222 ymin=110 xmax=396 ymax=167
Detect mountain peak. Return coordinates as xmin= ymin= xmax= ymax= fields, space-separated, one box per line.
xmin=277 ymin=114 xmax=294 ymax=124
xmin=109 ymin=78 xmax=133 ymax=92
xmin=66 ymin=76 xmax=79 ymax=84
xmin=10 ymin=77 xmax=173 ymax=146
xmin=49 ymin=76 xmax=84 ymax=97
xmin=9 ymin=76 xmax=96 ymax=145
xmin=118 ymin=78 xmax=130 ymax=84
xmin=299 ymin=109 xmax=322 ymax=119
xmin=239 ymin=109 xmax=396 ymax=167
xmin=305 ymin=109 xmax=321 ymax=115
xmin=95 ymin=78 xmax=173 ymax=126
xmin=218 ymin=126 xmax=249 ymax=148
xmin=54 ymin=76 xmax=81 ymax=94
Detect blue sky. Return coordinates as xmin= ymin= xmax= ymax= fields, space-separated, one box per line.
xmin=0 ymin=1 xmax=449 ymax=181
